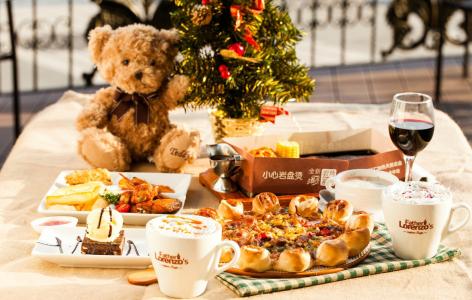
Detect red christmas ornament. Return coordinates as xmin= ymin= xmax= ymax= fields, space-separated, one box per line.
xmin=254 ymin=0 xmax=265 ymax=11
xmin=228 ymin=43 xmax=245 ymax=56
xmin=230 ymin=5 xmax=243 ymax=30
xmin=218 ymin=64 xmax=231 ymax=80
xmin=202 ymin=0 xmax=209 ymax=5
xmin=244 ymin=28 xmax=261 ymax=51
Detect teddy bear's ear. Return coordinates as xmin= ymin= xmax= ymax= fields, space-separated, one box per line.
xmin=160 ymin=29 xmax=180 ymax=45
xmin=88 ymin=25 xmax=113 ymax=64
xmin=157 ymin=29 xmax=180 ymax=56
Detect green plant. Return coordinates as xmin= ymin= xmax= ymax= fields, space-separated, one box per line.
xmin=172 ymin=0 xmax=315 ymax=119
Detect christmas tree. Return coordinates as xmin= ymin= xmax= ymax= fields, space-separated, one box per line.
xmin=172 ymin=0 xmax=315 ymax=119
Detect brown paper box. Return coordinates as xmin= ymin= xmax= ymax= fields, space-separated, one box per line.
xmin=224 ymin=128 xmax=405 ymax=196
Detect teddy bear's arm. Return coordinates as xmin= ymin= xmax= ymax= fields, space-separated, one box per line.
xmin=159 ymin=75 xmax=190 ymax=110
xmin=76 ymin=87 xmax=117 ymax=131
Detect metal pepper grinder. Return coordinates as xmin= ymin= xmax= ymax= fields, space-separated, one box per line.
xmin=207 ymin=144 xmax=243 ymax=193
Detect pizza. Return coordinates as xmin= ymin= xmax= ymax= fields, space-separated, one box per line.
xmin=195 ymin=192 xmax=374 ymax=273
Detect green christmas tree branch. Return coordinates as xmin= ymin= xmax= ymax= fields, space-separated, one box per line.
xmin=173 ymin=0 xmax=315 ymax=119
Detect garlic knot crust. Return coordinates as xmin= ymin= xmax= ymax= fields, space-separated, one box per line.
xmin=288 ymin=195 xmax=319 ymax=218
xmin=315 ymin=239 xmax=349 ymax=267
xmin=340 ymin=227 xmax=371 ymax=257
xmin=345 ymin=211 xmax=374 ymax=234
xmin=323 ymin=199 xmax=354 ymax=224
xmin=217 ymin=200 xmax=244 ymax=220
xmin=252 ymin=192 xmax=280 ymax=215
xmin=238 ymin=246 xmax=272 ymax=272
xmin=198 ymin=194 xmax=371 ymax=273
xmin=274 ymin=248 xmax=311 ymax=272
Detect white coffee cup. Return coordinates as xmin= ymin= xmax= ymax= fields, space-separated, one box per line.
xmin=146 ymin=214 xmax=240 ymax=298
xmin=325 ymin=169 xmax=399 ymax=221
xmin=382 ymin=181 xmax=471 ymax=260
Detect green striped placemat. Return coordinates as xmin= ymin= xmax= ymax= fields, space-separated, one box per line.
xmin=216 ymin=223 xmax=461 ymax=297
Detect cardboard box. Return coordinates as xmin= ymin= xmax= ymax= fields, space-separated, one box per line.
xmin=224 ymin=128 xmax=405 ymax=196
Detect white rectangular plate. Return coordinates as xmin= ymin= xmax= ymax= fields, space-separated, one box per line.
xmin=32 ymin=227 xmax=151 ymax=268
xmin=37 ymin=171 xmax=192 ymax=225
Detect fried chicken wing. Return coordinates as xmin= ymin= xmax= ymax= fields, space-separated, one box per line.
xmin=156 ymin=185 xmax=175 ymax=193
xmin=116 ymin=173 xmax=180 ymax=214
xmin=151 ymin=198 xmax=182 ymax=214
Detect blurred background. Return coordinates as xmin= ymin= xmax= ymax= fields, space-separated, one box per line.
xmin=0 ymin=0 xmax=471 ymax=165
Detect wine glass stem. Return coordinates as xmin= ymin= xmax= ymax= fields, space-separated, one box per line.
xmin=404 ymin=155 xmax=416 ymax=182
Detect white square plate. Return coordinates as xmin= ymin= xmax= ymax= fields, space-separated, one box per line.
xmin=37 ymin=171 xmax=192 ymax=225
xmin=32 ymin=227 xmax=151 ymax=268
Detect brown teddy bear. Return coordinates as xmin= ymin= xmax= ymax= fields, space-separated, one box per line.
xmin=76 ymin=24 xmax=200 ymax=172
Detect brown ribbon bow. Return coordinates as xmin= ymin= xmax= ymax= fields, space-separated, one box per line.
xmin=110 ymin=88 xmax=160 ymax=124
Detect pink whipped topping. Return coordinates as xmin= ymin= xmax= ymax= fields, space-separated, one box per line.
xmin=390 ymin=182 xmax=451 ymax=204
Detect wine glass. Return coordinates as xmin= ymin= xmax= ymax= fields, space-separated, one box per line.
xmin=388 ymin=93 xmax=435 ymax=182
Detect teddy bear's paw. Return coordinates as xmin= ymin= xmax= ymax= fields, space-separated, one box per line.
xmin=76 ymin=106 xmax=105 ymax=131
xmin=172 ymin=75 xmax=190 ymax=91
xmin=78 ymin=128 xmax=131 ymax=171
xmin=153 ymin=127 xmax=201 ymax=173
xmin=163 ymin=75 xmax=190 ymax=107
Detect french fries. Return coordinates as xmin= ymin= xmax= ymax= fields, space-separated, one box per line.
xmin=45 ymin=182 xmax=103 ymax=210
xmin=53 ymin=181 xmax=103 ymax=195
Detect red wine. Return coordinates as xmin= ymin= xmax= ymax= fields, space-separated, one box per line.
xmin=389 ymin=119 xmax=434 ymax=156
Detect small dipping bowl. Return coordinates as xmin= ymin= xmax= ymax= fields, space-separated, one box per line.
xmin=31 ymin=216 xmax=78 ymax=234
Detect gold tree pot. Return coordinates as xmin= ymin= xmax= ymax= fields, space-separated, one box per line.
xmin=209 ymin=109 xmax=265 ymax=142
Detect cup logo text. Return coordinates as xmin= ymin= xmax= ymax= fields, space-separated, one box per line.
xmin=398 ymin=219 xmax=433 ymax=234
xmin=155 ymin=251 xmax=189 ymax=269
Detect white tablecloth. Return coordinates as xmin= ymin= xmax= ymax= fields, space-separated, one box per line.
xmin=0 ymin=91 xmax=471 ymax=300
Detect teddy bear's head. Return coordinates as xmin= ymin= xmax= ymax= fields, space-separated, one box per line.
xmin=89 ymin=24 xmax=179 ymax=94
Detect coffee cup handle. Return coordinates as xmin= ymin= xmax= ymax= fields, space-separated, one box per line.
xmin=446 ymin=202 xmax=471 ymax=236
xmin=207 ymin=240 xmax=240 ymax=279
xmin=325 ymin=177 xmax=336 ymax=194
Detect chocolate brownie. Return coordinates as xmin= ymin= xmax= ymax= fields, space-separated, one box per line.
xmin=81 ymin=230 xmax=125 ymax=255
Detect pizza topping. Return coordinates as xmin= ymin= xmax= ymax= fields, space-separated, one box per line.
xmin=258 ymin=232 xmax=271 ymax=242
xmin=275 ymin=238 xmax=287 ymax=247
xmin=296 ymin=234 xmax=309 ymax=244
xmin=320 ymin=227 xmax=332 ymax=236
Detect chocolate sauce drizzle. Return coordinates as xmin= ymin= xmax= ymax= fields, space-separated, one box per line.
xmin=71 ymin=235 xmax=83 ymax=254
xmin=108 ymin=206 xmax=113 ymax=238
xmin=126 ymin=240 xmax=140 ymax=256
xmin=97 ymin=208 xmax=105 ymax=229
xmin=95 ymin=207 xmax=115 ymax=239
xmin=37 ymin=237 xmax=63 ymax=254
